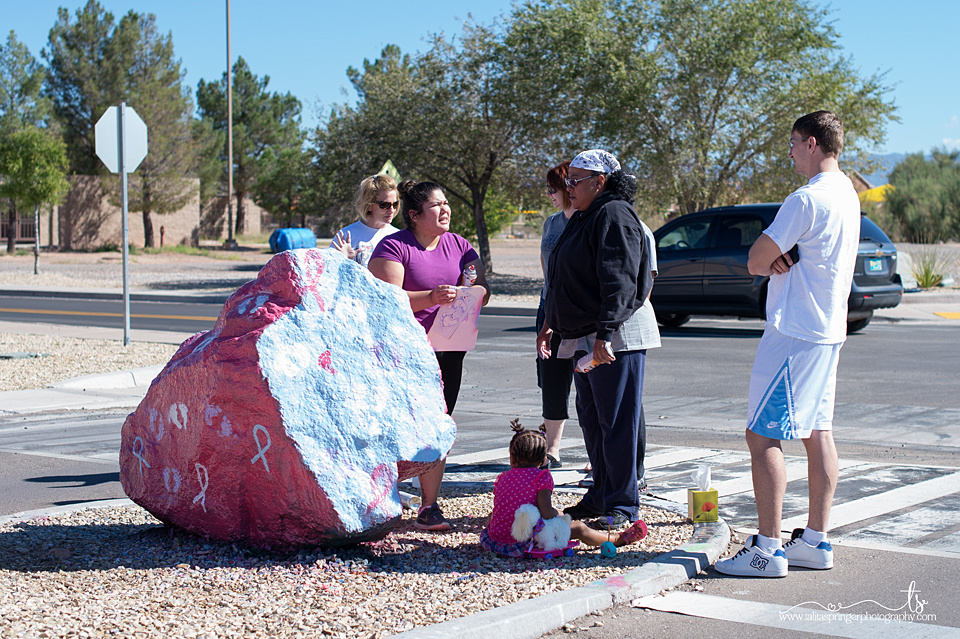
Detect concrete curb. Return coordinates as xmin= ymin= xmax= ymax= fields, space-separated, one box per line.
xmin=483 ymin=305 xmax=539 ymax=317
xmin=0 ymin=286 xmax=233 ymax=304
xmin=900 ymin=288 xmax=960 ymax=303
xmin=49 ymin=364 xmax=163 ymax=390
xmin=389 ymin=500 xmax=731 ymax=639
xmin=0 ymin=498 xmax=135 ymax=525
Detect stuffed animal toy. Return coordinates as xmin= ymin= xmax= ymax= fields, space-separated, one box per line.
xmin=511 ymin=503 xmax=572 ymax=552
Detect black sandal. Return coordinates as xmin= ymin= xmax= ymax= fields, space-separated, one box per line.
xmin=540 ymin=454 xmax=562 ymax=470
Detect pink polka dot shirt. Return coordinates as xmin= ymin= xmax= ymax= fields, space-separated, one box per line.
xmin=486 ymin=467 xmax=555 ymax=544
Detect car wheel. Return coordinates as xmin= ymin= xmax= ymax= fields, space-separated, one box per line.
xmin=656 ymin=313 xmax=691 ymax=328
xmin=846 ymin=316 xmax=871 ymax=334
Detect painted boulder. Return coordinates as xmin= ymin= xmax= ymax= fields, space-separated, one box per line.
xmin=119 ymin=248 xmax=456 ymax=548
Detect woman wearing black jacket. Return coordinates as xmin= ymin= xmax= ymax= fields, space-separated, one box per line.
xmin=537 ymin=149 xmax=656 ymax=530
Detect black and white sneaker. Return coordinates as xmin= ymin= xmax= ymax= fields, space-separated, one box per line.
xmin=783 ymin=528 xmax=833 ymax=569
xmin=715 ymin=543 xmax=788 ymax=578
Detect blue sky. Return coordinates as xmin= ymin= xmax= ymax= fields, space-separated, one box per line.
xmin=7 ymin=0 xmax=958 ymax=156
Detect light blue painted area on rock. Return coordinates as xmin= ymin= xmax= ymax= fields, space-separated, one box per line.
xmin=257 ymin=249 xmax=456 ymax=532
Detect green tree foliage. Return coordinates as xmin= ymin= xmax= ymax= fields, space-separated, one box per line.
xmin=885 ymin=150 xmax=960 ymax=242
xmin=312 ymin=78 xmax=399 ymax=231
xmin=315 ymin=0 xmax=895 ymax=269
xmin=505 ymin=0 xmax=898 ymax=219
xmin=44 ymin=1 xmax=203 ymax=247
xmin=43 ymin=0 xmax=119 ymax=175
xmin=106 ymin=12 xmax=199 ymax=248
xmin=254 ymin=145 xmax=313 ymax=228
xmin=0 ymin=127 xmax=69 ymax=252
xmin=196 ymin=57 xmax=303 ymax=236
xmin=0 ymin=31 xmax=50 ymax=130
xmin=191 ymin=117 xmax=225 ymax=210
xmin=322 ymin=26 xmax=545 ymax=272
xmin=0 ymin=30 xmax=55 ymax=253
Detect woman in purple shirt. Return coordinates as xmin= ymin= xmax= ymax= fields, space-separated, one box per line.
xmin=369 ymin=180 xmax=490 ymax=532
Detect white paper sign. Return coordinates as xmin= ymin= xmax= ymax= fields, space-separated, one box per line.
xmin=427 ymin=286 xmax=484 ymax=351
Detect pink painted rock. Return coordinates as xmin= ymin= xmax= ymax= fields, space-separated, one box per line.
xmin=119 ymin=248 xmax=456 ymax=548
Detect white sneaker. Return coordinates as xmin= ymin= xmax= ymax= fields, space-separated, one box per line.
xmin=783 ymin=528 xmax=833 ymax=569
xmin=715 ymin=544 xmax=788 ymax=577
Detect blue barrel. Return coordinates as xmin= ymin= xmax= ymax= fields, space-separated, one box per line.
xmin=269 ymin=228 xmax=317 ymax=253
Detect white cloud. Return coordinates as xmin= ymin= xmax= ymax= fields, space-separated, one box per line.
xmin=940 ymin=137 xmax=960 ymax=150
xmin=947 ymin=115 xmax=959 ymax=129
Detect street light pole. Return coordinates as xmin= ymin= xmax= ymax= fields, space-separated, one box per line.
xmin=224 ymin=0 xmax=237 ymax=249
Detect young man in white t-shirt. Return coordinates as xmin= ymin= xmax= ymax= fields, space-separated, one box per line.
xmin=716 ymin=111 xmax=860 ymax=578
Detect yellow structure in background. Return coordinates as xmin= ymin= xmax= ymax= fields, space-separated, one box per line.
xmin=859 ymin=183 xmax=894 ymax=206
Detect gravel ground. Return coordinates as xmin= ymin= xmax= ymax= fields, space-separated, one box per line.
xmin=0 ymin=490 xmax=692 ymax=638
xmin=0 ymin=333 xmax=179 ymax=391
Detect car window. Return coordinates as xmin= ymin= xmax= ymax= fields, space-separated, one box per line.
xmin=711 ymin=215 xmax=765 ymax=249
xmin=658 ymin=218 xmax=711 ymax=251
xmin=859 ymin=216 xmax=893 ymax=244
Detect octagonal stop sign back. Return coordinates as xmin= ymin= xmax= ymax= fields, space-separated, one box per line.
xmin=95 ymin=104 xmax=148 ymax=174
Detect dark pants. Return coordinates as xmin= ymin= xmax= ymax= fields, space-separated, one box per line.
xmin=435 ymin=351 xmax=466 ymax=415
xmin=574 ymin=349 xmax=646 ymax=520
xmin=536 ymin=303 xmax=575 ymax=420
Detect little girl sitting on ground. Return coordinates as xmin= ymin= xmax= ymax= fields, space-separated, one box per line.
xmin=480 ymin=420 xmax=647 ymax=557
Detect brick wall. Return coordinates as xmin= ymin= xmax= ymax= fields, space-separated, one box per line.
xmin=54 ymin=176 xmax=200 ymax=250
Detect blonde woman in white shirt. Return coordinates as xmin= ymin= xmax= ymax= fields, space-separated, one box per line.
xmin=331 ymin=174 xmax=401 ymax=268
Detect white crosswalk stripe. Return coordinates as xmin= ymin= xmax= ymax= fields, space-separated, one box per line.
xmin=839 ymin=506 xmax=960 ymax=550
xmin=924 ymin=530 xmax=960 ymax=554
xmin=783 ymin=471 xmax=960 ymax=541
xmin=633 ymin=592 xmax=960 ymax=638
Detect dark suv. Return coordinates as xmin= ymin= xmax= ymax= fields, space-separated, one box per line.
xmin=652 ymin=204 xmax=903 ymax=333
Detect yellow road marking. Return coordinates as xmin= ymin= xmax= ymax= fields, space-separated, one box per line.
xmin=0 ymin=307 xmax=218 ymax=321
xmin=934 ymin=312 xmax=960 ymax=319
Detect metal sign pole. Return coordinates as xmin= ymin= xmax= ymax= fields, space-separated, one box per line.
xmin=95 ymin=103 xmax=146 ymax=347
xmin=119 ymin=102 xmax=131 ymax=346
xmin=225 ymin=0 xmax=236 ymax=248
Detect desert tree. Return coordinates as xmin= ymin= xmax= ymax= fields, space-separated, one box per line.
xmin=44 ymin=1 xmax=202 ymax=247
xmin=322 ymin=26 xmax=553 ymax=272
xmin=197 ymin=57 xmax=303 ymax=236
xmin=505 ymin=0 xmax=898 ymax=219
xmin=0 ymin=30 xmax=51 ymax=131
xmin=0 ymin=127 xmax=70 ymax=256
xmin=885 ymin=150 xmax=960 ymax=242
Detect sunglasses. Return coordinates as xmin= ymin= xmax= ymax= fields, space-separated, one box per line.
xmin=564 ymin=174 xmax=598 ymax=188
xmin=374 ymin=200 xmax=400 ymax=210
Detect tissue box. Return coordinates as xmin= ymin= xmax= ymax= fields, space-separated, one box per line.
xmin=688 ymin=488 xmax=719 ymax=523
